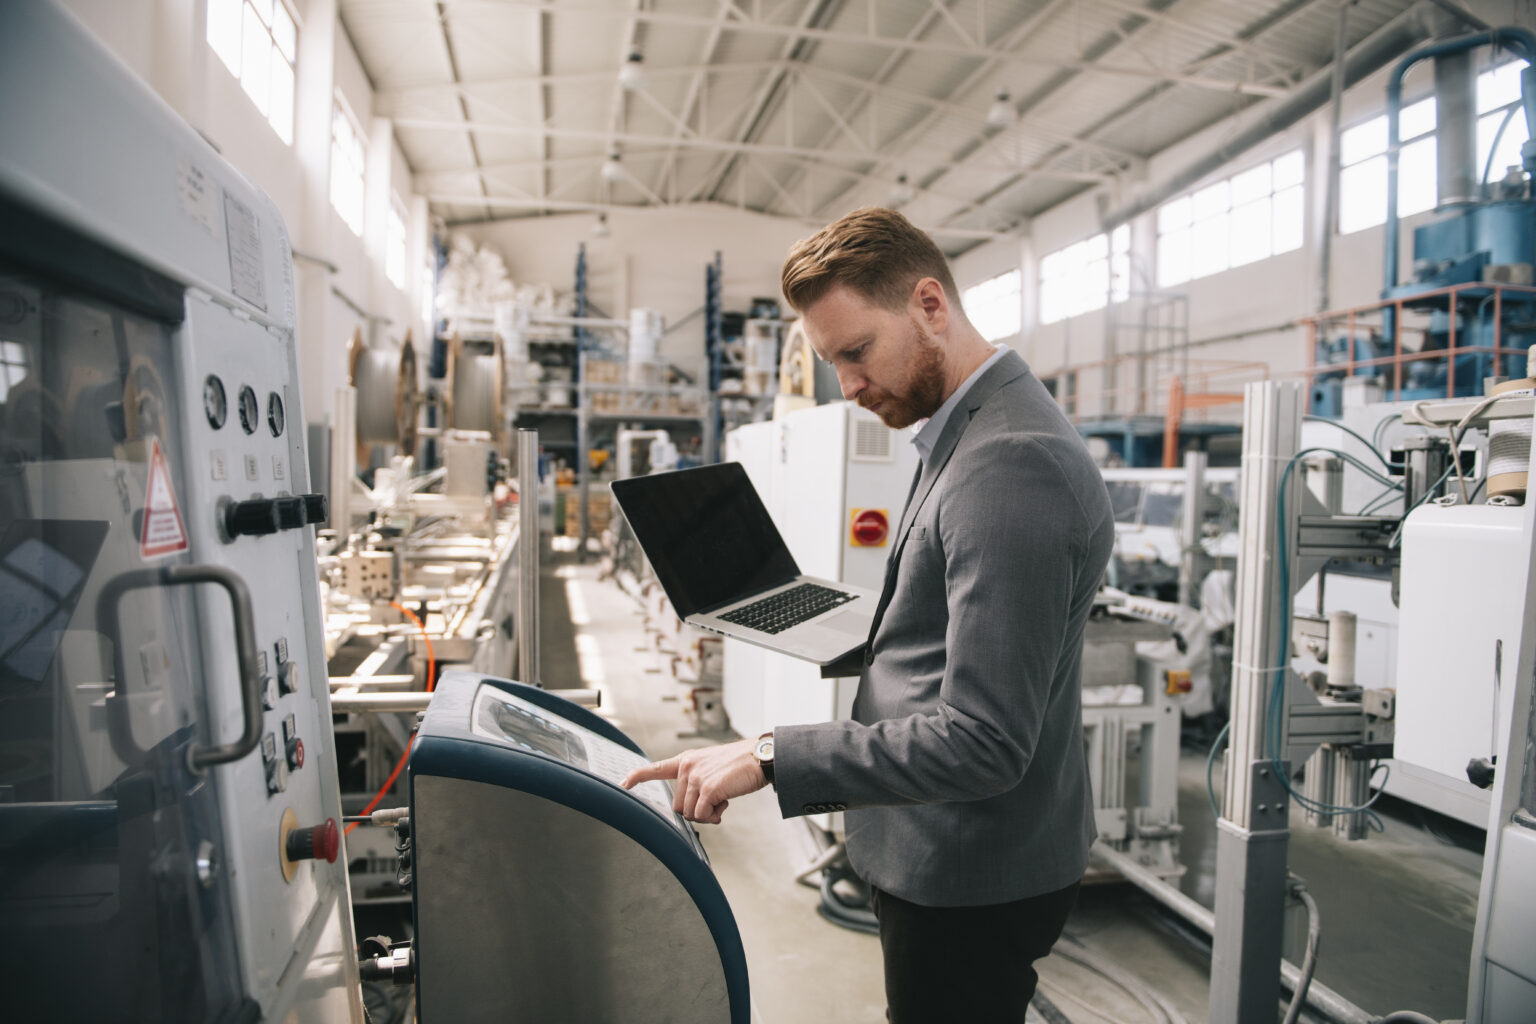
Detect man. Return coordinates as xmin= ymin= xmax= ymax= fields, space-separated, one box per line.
xmin=623 ymin=207 xmax=1112 ymax=1022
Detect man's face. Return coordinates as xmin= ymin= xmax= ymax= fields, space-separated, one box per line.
xmin=801 ymin=284 xmax=946 ymax=430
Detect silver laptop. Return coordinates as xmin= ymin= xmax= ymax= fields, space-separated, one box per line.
xmin=610 ymin=463 xmax=876 ymax=665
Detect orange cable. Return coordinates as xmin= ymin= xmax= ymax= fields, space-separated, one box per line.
xmin=344 ymin=731 xmax=416 ymax=836
xmin=390 ymin=601 xmax=435 ymax=691
xmin=343 ymin=602 xmax=435 ymax=837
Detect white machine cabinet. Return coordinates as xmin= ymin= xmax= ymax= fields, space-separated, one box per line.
xmin=1396 ymin=506 xmax=1531 ymax=794
xmin=721 ymin=403 xmax=918 ymax=740
xmin=0 ymin=4 xmax=360 ymax=1020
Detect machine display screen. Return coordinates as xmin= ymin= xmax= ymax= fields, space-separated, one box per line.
xmin=470 ymin=686 xmax=686 ymax=836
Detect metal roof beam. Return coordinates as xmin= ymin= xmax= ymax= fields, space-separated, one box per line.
xmin=395 ymin=118 xmax=1116 ymax=184
xmin=376 ymin=0 xmax=1292 ymax=97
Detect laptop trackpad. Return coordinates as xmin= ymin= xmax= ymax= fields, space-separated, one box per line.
xmin=820 ymin=611 xmax=870 ymax=635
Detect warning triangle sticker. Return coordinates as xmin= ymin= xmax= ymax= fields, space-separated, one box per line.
xmin=140 ymin=438 xmax=190 ymax=559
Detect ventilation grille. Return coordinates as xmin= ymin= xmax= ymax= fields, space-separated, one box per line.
xmin=851 ymin=418 xmax=894 ymax=462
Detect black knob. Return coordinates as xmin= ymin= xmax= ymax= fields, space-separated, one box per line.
xmin=274 ymin=496 xmax=306 ymax=530
xmin=226 ymin=498 xmax=281 ymax=537
xmin=1467 ymin=757 xmax=1496 ymax=790
xmin=302 ymin=493 xmax=329 ymax=526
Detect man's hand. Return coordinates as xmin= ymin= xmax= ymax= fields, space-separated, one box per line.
xmin=621 ymin=739 xmax=767 ymax=824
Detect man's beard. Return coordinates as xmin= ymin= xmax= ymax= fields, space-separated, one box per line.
xmin=861 ymin=318 xmax=946 ymax=429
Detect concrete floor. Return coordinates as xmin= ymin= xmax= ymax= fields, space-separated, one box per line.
xmin=540 ymin=542 xmax=1484 ymax=1024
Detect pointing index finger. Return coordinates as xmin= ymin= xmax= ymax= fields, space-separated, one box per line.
xmin=622 ymin=757 xmax=678 ymax=789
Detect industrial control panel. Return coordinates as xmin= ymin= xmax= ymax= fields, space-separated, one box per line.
xmin=0 ymin=4 xmax=359 ymax=1020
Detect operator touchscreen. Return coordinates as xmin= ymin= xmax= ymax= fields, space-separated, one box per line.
xmin=471 ymin=686 xmax=684 ymax=833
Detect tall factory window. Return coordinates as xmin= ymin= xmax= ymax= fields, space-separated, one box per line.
xmin=1156 ymin=150 xmax=1304 ymax=287
xmin=387 ymin=197 xmax=408 ymax=289
xmin=962 ymin=269 xmax=1021 ymax=341
xmin=1039 ymin=226 xmax=1130 ymax=325
xmin=1338 ymin=98 xmax=1437 ymax=233
xmin=1478 ymin=60 xmax=1531 ymax=189
xmin=206 ymin=0 xmax=297 ymax=144
xmin=330 ymin=99 xmax=366 ymax=236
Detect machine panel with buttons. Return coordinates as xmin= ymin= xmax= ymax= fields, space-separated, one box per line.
xmin=0 ymin=6 xmax=359 ymax=1019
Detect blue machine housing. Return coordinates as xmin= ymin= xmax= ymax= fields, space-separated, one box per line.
xmin=1312 ymin=29 xmax=1536 ymax=419
xmin=408 ymin=671 xmax=750 ymax=1023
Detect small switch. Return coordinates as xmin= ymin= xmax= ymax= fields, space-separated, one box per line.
xmin=278 ymin=661 xmax=299 ymax=695
xmin=286 ymin=736 xmax=305 ymax=771
xmin=262 ymin=733 xmax=286 ymax=795
xmin=285 ymin=819 xmax=339 ymax=864
xmin=262 ymin=674 xmax=278 ymax=711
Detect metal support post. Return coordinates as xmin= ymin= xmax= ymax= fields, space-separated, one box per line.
xmin=517 ymin=428 xmax=541 ymax=687
xmin=1212 ymin=380 xmax=1302 ymax=1024
xmin=1179 ymin=450 xmax=1207 ymax=607
xmin=331 ymin=385 xmax=357 ymax=534
xmin=1302 ymin=748 xmax=1336 ymax=828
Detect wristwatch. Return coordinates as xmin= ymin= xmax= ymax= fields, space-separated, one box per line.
xmin=753 ymin=731 xmax=775 ymax=787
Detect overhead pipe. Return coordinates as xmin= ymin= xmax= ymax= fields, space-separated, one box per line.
xmin=1100 ymin=13 xmax=1428 ymax=232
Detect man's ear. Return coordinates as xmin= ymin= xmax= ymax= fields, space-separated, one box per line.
xmin=911 ymin=277 xmax=949 ymax=334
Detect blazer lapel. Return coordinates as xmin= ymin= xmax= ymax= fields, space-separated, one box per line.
xmin=864 ymin=350 xmax=1028 ymax=654
xmin=893 ymin=349 xmax=1027 ymax=548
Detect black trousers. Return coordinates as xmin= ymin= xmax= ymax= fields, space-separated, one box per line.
xmin=869 ymin=881 xmax=1080 ymax=1024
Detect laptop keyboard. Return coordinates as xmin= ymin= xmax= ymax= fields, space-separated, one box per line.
xmin=717 ymin=583 xmax=856 ymax=634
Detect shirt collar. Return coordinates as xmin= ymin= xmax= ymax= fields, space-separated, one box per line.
xmin=911 ymin=345 xmax=1006 ymax=465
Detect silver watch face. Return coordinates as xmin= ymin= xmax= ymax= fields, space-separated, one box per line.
xmin=755 ymin=737 xmax=774 ymax=761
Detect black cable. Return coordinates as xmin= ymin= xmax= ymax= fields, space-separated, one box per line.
xmin=1031 ymin=988 xmax=1075 ymax=1024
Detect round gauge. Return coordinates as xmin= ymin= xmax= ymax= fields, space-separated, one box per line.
xmin=238 ymin=384 xmax=259 ymax=435
xmin=267 ymin=392 xmax=285 ymax=437
xmin=203 ymin=375 xmax=228 ymax=430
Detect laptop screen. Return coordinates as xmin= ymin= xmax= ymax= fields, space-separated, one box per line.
xmin=610 ymin=463 xmax=800 ymax=619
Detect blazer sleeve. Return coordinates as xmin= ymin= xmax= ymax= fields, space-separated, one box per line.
xmin=773 ymin=434 xmax=1091 ymax=814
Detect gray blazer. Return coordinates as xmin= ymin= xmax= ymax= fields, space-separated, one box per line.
xmin=773 ymin=349 xmax=1113 ymax=907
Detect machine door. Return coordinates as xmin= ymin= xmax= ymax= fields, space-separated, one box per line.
xmin=0 ymin=263 xmax=250 ymax=1021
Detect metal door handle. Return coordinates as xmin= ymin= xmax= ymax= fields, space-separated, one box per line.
xmin=97 ymin=564 xmax=262 ymax=772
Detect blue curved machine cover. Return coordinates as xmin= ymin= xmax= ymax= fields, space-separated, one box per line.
xmin=409 ymin=670 xmax=749 ymax=1023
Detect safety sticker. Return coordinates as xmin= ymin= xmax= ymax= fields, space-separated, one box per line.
xmin=140 ymin=439 xmax=190 ymax=559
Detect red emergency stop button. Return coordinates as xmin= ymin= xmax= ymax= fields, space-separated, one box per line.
xmin=286 ymin=818 xmax=339 ymax=864
xmin=850 ymin=509 xmax=889 ymax=547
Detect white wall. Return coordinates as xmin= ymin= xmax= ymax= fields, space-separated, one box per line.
xmin=60 ymin=0 xmax=428 ymax=436
xmin=455 ymin=204 xmax=815 ymax=373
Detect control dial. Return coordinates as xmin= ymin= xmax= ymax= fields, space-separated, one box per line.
xmin=237 ymin=385 xmax=259 ymax=434
xmin=203 ymin=375 xmax=227 ymax=430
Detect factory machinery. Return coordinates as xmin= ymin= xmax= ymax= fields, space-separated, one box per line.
xmin=0 ymin=4 xmax=750 ymax=1021
xmin=1307 ymin=29 xmax=1536 ymax=415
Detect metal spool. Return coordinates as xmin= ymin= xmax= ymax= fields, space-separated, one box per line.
xmin=349 ymin=328 xmax=419 ymax=461
xmin=778 ymin=320 xmax=815 ymax=397
xmin=444 ymin=333 xmax=505 ymax=438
